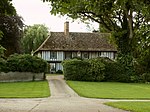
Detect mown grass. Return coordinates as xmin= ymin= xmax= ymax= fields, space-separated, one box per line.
xmin=67 ymin=81 xmax=150 ymax=99
xmin=0 ymin=81 xmax=50 ymax=98
xmin=105 ymin=101 xmax=150 ymax=112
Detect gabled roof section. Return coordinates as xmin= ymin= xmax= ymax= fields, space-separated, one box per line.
xmin=35 ymin=32 xmax=117 ymax=52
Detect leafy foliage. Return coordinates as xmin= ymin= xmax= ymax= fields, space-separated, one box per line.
xmin=62 ymin=59 xmax=90 ymax=81
xmin=5 ymin=54 xmax=48 ymax=73
xmin=88 ymin=58 xmax=105 ymax=81
xmin=0 ymin=0 xmax=23 ymax=57
xmin=63 ymin=58 xmax=105 ymax=82
xmin=0 ymin=45 xmax=5 ymax=57
xmin=0 ymin=58 xmax=6 ymax=72
xmin=135 ymin=25 xmax=150 ymax=74
xmin=0 ymin=0 xmax=16 ymax=15
xmin=0 ymin=15 xmax=23 ymax=57
xmin=63 ymin=57 xmax=144 ymax=82
xmin=22 ymin=24 xmax=49 ymax=54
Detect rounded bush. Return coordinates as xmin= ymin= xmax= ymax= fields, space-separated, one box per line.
xmin=62 ymin=59 xmax=89 ymax=81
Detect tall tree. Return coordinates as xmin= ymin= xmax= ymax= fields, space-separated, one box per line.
xmin=0 ymin=0 xmax=23 ymax=57
xmin=22 ymin=24 xmax=49 ymax=54
xmin=43 ymin=0 xmax=150 ymax=56
xmin=0 ymin=0 xmax=16 ymax=15
xmin=0 ymin=15 xmax=23 ymax=57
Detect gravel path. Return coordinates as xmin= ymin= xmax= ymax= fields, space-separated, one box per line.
xmin=0 ymin=75 xmax=131 ymax=112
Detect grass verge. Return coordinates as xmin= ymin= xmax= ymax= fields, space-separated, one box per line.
xmin=67 ymin=81 xmax=150 ymax=99
xmin=105 ymin=101 xmax=150 ymax=112
xmin=0 ymin=80 xmax=50 ymax=98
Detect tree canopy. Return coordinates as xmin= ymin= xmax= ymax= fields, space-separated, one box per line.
xmin=22 ymin=24 xmax=49 ymax=54
xmin=43 ymin=0 xmax=150 ymax=56
xmin=0 ymin=0 xmax=16 ymax=15
xmin=0 ymin=15 xmax=23 ymax=57
xmin=0 ymin=0 xmax=23 ymax=57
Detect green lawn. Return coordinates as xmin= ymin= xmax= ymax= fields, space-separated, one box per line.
xmin=0 ymin=81 xmax=50 ymax=98
xmin=67 ymin=81 xmax=150 ymax=99
xmin=105 ymin=101 xmax=150 ymax=112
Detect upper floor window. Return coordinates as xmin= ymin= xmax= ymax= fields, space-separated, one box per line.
xmin=82 ymin=52 xmax=89 ymax=59
xmin=65 ymin=52 xmax=72 ymax=59
xmin=50 ymin=51 xmax=57 ymax=59
xmin=72 ymin=52 xmax=77 ymax=58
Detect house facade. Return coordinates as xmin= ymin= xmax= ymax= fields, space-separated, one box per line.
xmin=34 ymin=22 xmax=117 ymax=73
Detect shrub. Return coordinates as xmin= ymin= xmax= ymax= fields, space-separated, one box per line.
xmin=6 ymin=54 xmax=48 ymax=73
xmin=62 ymin=56 xmax=143 ymax=82
xmin=138 ymin=50 xmax=150 ymax=73
xmin=56 ymin=70 xmax=63 ymax=74
xmin=103 ymin=61 xmax=130 ymax=82
xmin=141 ymin=73 xmax=150 ymax=82
xmin=62 ymin=59 xmax=89 ymax=81
xmin=62 ymin=58 xmax=105 ymax=81
xmin=116 ymin=53 xmax=137 ymax=82
xmin=88 ymin=58 xmax=105 ymax=81
xmin=0 ymin=58 xmax=6 ymax=72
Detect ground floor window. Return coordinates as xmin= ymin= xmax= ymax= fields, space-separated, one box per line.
xmin=49 ymin=62 xmax=63 ymax=73
xmin=99 ymin=52 xmax=115 ymax=59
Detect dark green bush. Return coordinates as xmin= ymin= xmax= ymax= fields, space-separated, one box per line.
xmin=116 ymin=54 xmax=138 ymax=82
xmin=103 ymin=61 xmax=130 ymax=82
xmin=62 ymin=59 xmax=89 ymax=81
xmin=0 ymin=58 xmax=6 ymax=72
xmin=141 ymin=73 xmax=150 ymax=82
xmin=138 ymin=50 xmax=150 ymax=73
xmin=63 ymin=56 xmax=144 ymax=82
xmin=88 ymin=58 xmax=105 ymax=81
xmin=6 ymin=54 xmax=48 ymax=73
xmin=62 ymin=58 xmax=105 ymax=81
xmin=56 ymin=70 xmax=63 ymax=74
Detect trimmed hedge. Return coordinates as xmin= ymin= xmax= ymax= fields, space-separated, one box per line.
xmin=62 ymin=57 xmax=135 ymax=82
xmin=63 ymin=59 xmax=89 ymax=81
xmin=62 ymin=58 xmax=105 ymax=81
xmin=88 ymin=58 xmax=105 ymax=81
xmin=0 ymin=54 xmax=48 ymax=73
xmin=63 ymin=57 xmax=150 ymax=82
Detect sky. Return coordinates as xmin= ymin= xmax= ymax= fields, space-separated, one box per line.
xmin=12 ymin=0 xmax=99 ymax=32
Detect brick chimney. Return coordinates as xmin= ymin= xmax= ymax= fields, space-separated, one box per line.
xmin=64 ymin=21 xmax=69 ymax=37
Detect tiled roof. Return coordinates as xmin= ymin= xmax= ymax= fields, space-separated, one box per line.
xmin=35 ymin=32 xmax=117 ymax=52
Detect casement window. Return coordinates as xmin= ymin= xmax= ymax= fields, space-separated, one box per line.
xmin=65 ymin=52 xmax=72 ymax=59
xmin=99 ymin=52 xmax=114 ymax=59
xmin=50 ymin=51 xmax=57 ymax=59
xmin=72 ymin=52 xmax=77 ymax=58
xmin=82 ymin=52 xmax=89 ymax=59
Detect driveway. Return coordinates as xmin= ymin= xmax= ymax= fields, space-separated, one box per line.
xmin=0 ymin=75 xmax=129 ymax=112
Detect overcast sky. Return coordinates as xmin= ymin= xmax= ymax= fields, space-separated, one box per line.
xmin=12 ymin=0 xmax=99 ymax=32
